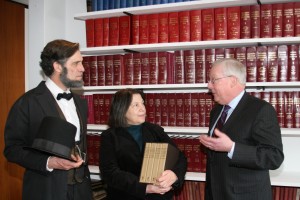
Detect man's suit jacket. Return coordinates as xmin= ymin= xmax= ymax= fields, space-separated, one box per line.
xmin=205 ymin=92 xmax=284 ymax=200
xmin=100 ymin=122 xmax=187 ymax=200
xmin=4 ymin=81 xmax=92 ymax=200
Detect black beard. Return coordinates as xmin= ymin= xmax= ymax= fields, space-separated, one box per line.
xmin=60 ymin=65 xmax=84 ymax=88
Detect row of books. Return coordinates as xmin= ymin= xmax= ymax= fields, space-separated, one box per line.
xmin=174 ymin=182 xmax=300 ymax=200
xmin=83 ymin=90 xmax=300 ymax=129
xmin=85 ymin=2 xmax=300 ymax=47
xmin=90 ymin=0 xmax=197 ymax=12
xmin=86 ymin=133 xmax=207 ymax=173
xmin=82 ymin=44 xmax=300 ymax=87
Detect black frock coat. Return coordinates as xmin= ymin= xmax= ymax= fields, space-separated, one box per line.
xmin=100 ymin=122 xmax=187 ymax=200
xmin=4 ymin=81 xmax=92 ymax=200
xmin=205 ymin=92 xmax=284 ymax=200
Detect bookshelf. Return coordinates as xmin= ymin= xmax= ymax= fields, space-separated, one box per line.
xmin=74 ymin=0 xmax=300 ymax=189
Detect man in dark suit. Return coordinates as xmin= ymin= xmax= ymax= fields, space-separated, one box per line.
xmin=4 ymin=39 xmax=93 ymax=200
xmin=199 ymin=58 xmax=284 ymax=200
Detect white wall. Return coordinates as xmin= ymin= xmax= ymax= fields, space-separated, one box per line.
xmin=27 ymin=0 xmax=86 ymax=90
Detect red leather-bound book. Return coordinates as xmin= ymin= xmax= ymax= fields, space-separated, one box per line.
xmin=184 ymin=50 xmax=195 ymax=84
xmin=158 ymin=13 xmax=169 ymax=43
xmin=93 ymin=134 xmax=101 ymax=166
xmin=227 ymin=6 xmax=240 ymax=39
xmin=174 ymin=50 xmax=184 ymax=84
xmin=246 ymin=46 xmax=257 ymax=82
xmin=154 ymin=93 xmax=161 ymax=126
xmin=192 ymin=137 xmax=201 ymax=172
xmin=267 ymin=45 xmax=278 ymax=82
xmin=260 ymin=4 xmax=272 ymax=38
xmin=148 ymin=14 xmax=159 ymax=44
xmin=179 ymin=11 xmax=191 ymax=42
xmin=103 ymin=94 xmax=112 ymax=125
xmin=240 ymin=6 xmax=251 ymax=39
xmin=168 ymin=93 xmax=177 ymax=127
xmin=284 ymin=92 xmax=294 ymax=128
xmin=184 ymin=137 xmax=193 ymax=172
xmin=123 ymin=53 xmax=134 ymax=85
xmin=98 ymin=94 xmax=105 ymax=124
xmin=105 ymin=55 xmax=113 ymax=85
xmin=199 ymin=143 xmax=207 ymax=173
xmin=89 ymin=56 xmax=98 ymax=86
xmin=257 ymin=46 xmax=268 ymax=82
xmin=293 ymin=91 xmax=300 ymax=128
xmin=145 ymin=93 xmax=155 ymax=124
xmin=190 ymin=9 xmax=202 ymax=41
xmin=283 ymin=3 xmax=295 ymax=37
xmin=108 ymin=17 xmax=119 ymax=46
xmin=131 ymin=15 xmax=139 ymax=44
xmin=183 ymin=93 xmax=191 ymax=127
xmin=215 ymin=7 xmax=227 ymax=40
xmin=94 ymin=18 xmax=103 ymax=46
xmin=113 ymin=54 xmax=123 ymax=85
xmin=158 ymin=52 xmax=168 ymax=84
xmin=133 ymin=53 xmax=141 ymax=85
xmin=86 ymin=134 xmax=95 ymax=165
xmin=270 ymin=91 xmax=278 ymax=113
xmin=93 ymin=94 xmax=100 ymax=124
xmin=139 ymin=14 xmax=149 ymax=44
xmin=235 ymin=47 xmax=247 ymax=66
xmin=295 ymin=3 xmax=300 ymax=37
xmin=161 ymin=93 xmax=169 ymax=126
xmin=262 ymin=91 xmax=270 ymax=103
xmin=277 ymin=91 xmax=285 ymax=128
xmin=215 ymin=48 xmax=225 ymax=61
xmin=97 ymin=55 xmax=105 ymax=86
xmin=250 ymin=5 xmax=260 ymax=38
xmin=85 ymin=19 xmax=94 ymax=47
xmin=195 ymin=49 xmax=206 ymax=83
xmin=149 ymin=52 xmax=158 ymax=84
xmin=205 ymin=49 xmax=215 ymax=82
xmin=141 ymin=53 xmax=150 ymax=85
xmin=199 ymin=93 xmax=206 ymax=127
xmin=167 ymin=52 xmax=174 ymax=84
xmin=205 ymin=93 xmax=213 ymax=127
xmin=168 ymin=12 xmax=179 ymax=43
xmin=85 ymin=95 xmax=95 ymax=124
xmin=103 ymin=18 xmax=109 ymax=46
xmin=191 ymin=93 xmax=199 ymax=127
xmin=119 ymin=15 xmax=131 ymax=45
xmin=82 ymin=56 xmax=90 ymax=86
xmin=272 ymin=3 xmax=283 ymax=37
xmin=278 ymin=45 xmax=288 ymax=82
xmin=225 ymin=48 xmax=235 ymax=59
xmin=202 ymin=8 xmax=215 ymax=40
xmin=176 ymin=93 xmax=184 ymax=127
xmin=288 ymin=45 xmax=299 ymax=81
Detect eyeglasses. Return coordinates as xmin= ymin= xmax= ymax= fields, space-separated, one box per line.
xmin=208 ymin=76 xmax=232 ymax=84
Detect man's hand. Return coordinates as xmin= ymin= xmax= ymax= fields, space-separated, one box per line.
xmin=199 ymin=128 xmax=233 ymax=152
xmin=47 ymin=154 xmax=83 ymax=170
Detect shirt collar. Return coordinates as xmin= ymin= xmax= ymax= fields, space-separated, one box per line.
xmin=45 ymin=78 xmax=71 ymax=99
xmin=227 ymin=90 xmax=245 ymax=110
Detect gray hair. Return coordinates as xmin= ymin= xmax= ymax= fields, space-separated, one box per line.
xmin=212 ymin=58 xmax=246 ymax=84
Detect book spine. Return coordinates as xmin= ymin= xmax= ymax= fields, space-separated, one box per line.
xmin=154 ymin=93 xmax=162 ymax=125
xmin=190 ymin=9 xmax=202 ymax=41
xmin=133 ymin=53 xmax=142 ymax=85
xmin=215 ymin=7 xmax=227 ymax=40
xmin=176 ymin=93 xmax=184 ymax=127
xmin=246 ymin=46 xmax=257 ymax=82
xmin=283 ymin=3 xmax=295 ymax=37
xmin=119 ymin=16 xmax=131 ymax=45
xmin=240 ymin=6 xmax=251 ymax=39
xmin=202 ymin=8 xmax=215 ymax=40
xmin=105 ymin=55 xmax=114 ymax=85
xmin=278 ymin=45 xmax=288 ymax=82
xmin=94 ymin=18 xmax=103 ymax=46
xmin=113 ymin=54 xmax=123 ymax=85
xmin=179 ymin=11 xmax=191 ymax=42
xmin=168 ymin=12 xmax=179 ymax=43
xmin=108 ymin=17 xmax=119 ymax=46
xmin=184 ymin=50 xmax=195 ymax=84
xmin=295 ymin=3 xmax=300 ymax=37
xmin=191 ymin=93 xmax=199 ymax=127
xmin=288 ymin=45 xmax=299 ymax=81
xmin=149 ymin=52 xmax=158 ymax=84
xmin=90 ymin=56 xmax=98 ymax=86
xmin=158 ymin=13 xmax=169 ymax=43
xmin=256 ymin=46 xmax=268 ymax=82
xmin=250 ymin=5 xmax=261 ymax=38
xmin=272 ymin=3 xmax=283 ymax=37
xmin=131 ymin=15 xmax=140 ymax=44
xmin=85 ymin=19 xmax=95 ymax=47
xmin=141 ymin=53 xmax=150 ymax=85
xmin=83 ymin=56 xmax=90 ymax=86
xmin=260 ymin=4 xmax=273 ymax=38
xmin=103 ymin=18 xmax=110 ymax=46
xmin=227 ymin=6 xmax=241 ymax=39
xmin=97 ymin=56 xmax=105 ymax=86
xmin=124 ymin=53 xmax=134 ymax=85
xmin=195 ymin=49 xmax=206 ymax=83
xmin=267 ymin=45 xmax=278 ymax=82
xmin=168 ymin=93 xmax=177 ymax=127
xmin=183 ymin=93 xmax=191 ymax=127
xmin=139 ymin=14 xmax=149 ymax=44
xmin=148 ymin=14 xmax=159 ymax=44
xmin=174 ymin=50 xmax=185 ymax=84
xmin=161 ymin=93 xmax=169 ymax=126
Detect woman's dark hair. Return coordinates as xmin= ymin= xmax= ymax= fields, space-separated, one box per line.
xmin=39 ymin=39 xmax=79 ymax=77
xmin=108 ymin=88 xmax=145 ymax=128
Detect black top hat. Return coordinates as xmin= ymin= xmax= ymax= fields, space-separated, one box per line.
xmin=28 ymin=116 xmax=77 ymax=160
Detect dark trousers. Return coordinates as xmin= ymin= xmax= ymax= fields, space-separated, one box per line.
xmin=67 ymin=176 xmax=93 ymax=200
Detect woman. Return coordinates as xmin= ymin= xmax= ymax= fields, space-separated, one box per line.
xmin=100 ymin=88 xmax=187 ymax=200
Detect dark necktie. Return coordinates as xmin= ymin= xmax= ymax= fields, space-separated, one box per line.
xmin=57 ymin=92 xmax=73 ymax=100
xmin=216 ymin=105 xmax=231 ymax=130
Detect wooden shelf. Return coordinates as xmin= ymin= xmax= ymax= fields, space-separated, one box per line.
xmin=78 ymin=37 xmax=300 ymax=56
xmin=88 ymin=165 xmax=300 ymax=186
xmin=74 ymin=0 xmax=258 ymax=21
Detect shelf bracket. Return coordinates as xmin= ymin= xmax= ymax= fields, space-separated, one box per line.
xmin=123 ymin=11 xmax=133 ymax=16
xmin=255 ymin=86 xmax=265 ymax=91
xmin=257 ymin=0 xmax=261 ymax=5
xmin=258 ymin=42 xmax=263 ymax=46
xmin=124 ymin=49 xmax=140 ymax=53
